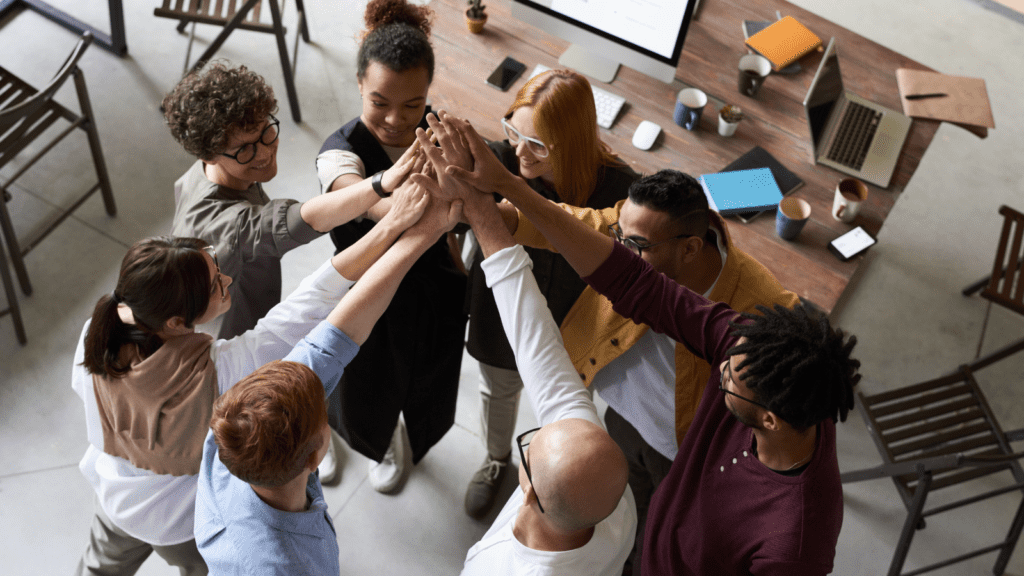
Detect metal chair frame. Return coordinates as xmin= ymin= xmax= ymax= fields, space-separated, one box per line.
xmin=0 ymin=32 xmax=117 ymax=298
xmin=842 ymin=338 xmax=1024 ymax=576
xmin=154 ymin=0 xmax=310 ymax=123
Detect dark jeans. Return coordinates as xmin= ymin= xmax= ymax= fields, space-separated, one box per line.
xmin=604 ymin=405 xmax=674 ymax=576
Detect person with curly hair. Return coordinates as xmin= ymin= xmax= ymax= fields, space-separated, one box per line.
xmin=439 ymin=115 xmax=861 ymax=576
xmin=314 ymin=0 xmax=467 ymax=494
xmin=462 ymin=69 xmax=639 ymax=520
xmin=71 ymin=177 xmax=433 ymax=576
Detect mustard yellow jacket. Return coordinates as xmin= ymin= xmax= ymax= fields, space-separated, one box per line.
xmin=513 ymin=200 xmax=800 ymax=446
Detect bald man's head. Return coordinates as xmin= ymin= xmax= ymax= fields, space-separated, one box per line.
xmin=523 ymin=418 xmax=628 ymax=533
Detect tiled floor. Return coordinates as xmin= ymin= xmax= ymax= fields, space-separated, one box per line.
xmin=0 ymin=0 xmax=1022 ymax=575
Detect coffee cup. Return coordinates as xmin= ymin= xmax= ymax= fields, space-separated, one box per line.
xmin=674 ymin=88 xmax=707 ymax=131
xmin=832 ymin=178 xmax=869 ymax=223
xmin=738 ymin=54 xmax=771 ymax=97
xmin=776 ymin=197 xmax=811 ymax=240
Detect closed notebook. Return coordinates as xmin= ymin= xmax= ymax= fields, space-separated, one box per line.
xmin=720 ymin=146 xmax=804 ymax=222
xmin=698 ymin=167 xmax=783 ymax=215
xmin=745 ymin=16 xmax=822 ymax=71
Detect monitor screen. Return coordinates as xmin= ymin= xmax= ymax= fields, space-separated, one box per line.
xmin=512 ymin=0 xmax=697 ymax=84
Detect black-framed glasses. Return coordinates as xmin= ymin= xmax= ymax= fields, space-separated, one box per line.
xmin=501 ymin=117 xmax=550 ymax=158
xmin=607 ymin=222 xmax=692 ymax=257
xmin=202 ymin=245 xmax=226 ymax=301
xmin=516 ymin=427 xmax=545 ymax=513
xmin=220 ymin=115 xmax=280 ymax=164
xmin=720 ymin=361 xmax=771 ymax=411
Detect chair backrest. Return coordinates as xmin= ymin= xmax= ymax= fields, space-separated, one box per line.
xmin=982 ymin=204 xmax=1024 ymax=317
xmin=0 ymin=32 xmax=93 ymax=144
xmin=154 ymin=0 xmax=276 ymax=33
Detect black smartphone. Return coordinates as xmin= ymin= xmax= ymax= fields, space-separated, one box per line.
xmin=828 ymin=226 xmax=876 ymax=261
xmin=486 ymin=57 xmax=527 ymax=91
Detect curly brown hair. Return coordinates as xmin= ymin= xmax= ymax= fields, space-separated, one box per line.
xmin=358 ymin=0 xmax=434 ymax=82
xmin=162 ymin=62 xmax=278 ymax=161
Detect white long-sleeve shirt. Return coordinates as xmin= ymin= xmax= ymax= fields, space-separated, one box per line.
xmin=462 ymin=245 xmax=636 ymax=576
xmin=72 ymin=260 xmax=353 ymax=545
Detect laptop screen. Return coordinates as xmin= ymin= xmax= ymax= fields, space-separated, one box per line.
xmin=804 ymin=39 xmax=844 ymax=147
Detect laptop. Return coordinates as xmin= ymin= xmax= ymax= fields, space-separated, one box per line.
xmin=803 ymin=37 xmax=912 ymax=188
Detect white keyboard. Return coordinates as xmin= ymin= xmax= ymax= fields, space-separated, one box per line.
xmin=528 ymin=64 xmax=625 ymax=129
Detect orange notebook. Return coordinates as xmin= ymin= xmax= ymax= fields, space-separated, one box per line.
xmin=744 ymin=16 xmax=822 ymax=71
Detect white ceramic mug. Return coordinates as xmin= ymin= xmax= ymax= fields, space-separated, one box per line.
xmin=832 ymin=178 xmax=869 ymax=223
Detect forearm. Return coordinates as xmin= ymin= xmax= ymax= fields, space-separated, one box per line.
xmin=328 ymin=232 xmax=435 ymax=345
xmin=299 ymin=179 xmax=382 ymax=232
xmin=329 ymin=213 xmax=405 ymax=281
xmin=500 ymin=179 xmax=615 ymax=278
xmin=464 ymin=196 xmax=516 ymax=259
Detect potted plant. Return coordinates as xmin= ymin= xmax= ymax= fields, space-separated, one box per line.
xmin=718 ymin=104 xmax=744 ymax=137
xmin=466 ymin=0 xmax=487 ymax=34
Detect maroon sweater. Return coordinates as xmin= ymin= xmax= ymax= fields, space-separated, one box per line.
xmin=584 ymin=242 xmax=842 ymax=576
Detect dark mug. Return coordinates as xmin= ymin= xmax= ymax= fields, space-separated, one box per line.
xmin=674 ymin=88 xmax=707 ymax=131
xmin=738 ymin=54 xmax=771 ymax=97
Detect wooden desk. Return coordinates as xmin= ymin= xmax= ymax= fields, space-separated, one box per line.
xmin=428 ymin=0 xmax=940 ymax=314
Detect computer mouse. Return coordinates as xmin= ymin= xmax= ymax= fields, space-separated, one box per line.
xmin=632 ymin=120 xmax=661 ymax=150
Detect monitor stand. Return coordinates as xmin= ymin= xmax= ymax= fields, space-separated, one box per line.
xmin=558 ymin=44 xmax=620 ymax=84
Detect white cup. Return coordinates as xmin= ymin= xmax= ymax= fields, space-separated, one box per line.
xmin=832 ymin=178 xmax=869 ymax=223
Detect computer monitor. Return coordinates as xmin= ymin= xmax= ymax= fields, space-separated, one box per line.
xmin=510 ymin=0 xmax=697 ymax=84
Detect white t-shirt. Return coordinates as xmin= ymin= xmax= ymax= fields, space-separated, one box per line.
xmin=462 ymin=485 xmax=636 ymax=576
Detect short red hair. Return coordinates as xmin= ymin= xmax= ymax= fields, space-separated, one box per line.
xmin=211 ymin=361 xmax=327 ymax=487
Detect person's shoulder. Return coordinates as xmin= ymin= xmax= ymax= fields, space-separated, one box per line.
xmin=318 ymin=117 xmax=363 ymax=155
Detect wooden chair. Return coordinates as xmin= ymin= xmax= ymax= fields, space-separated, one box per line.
xmin=962 ymin=205 xmax=1024 ymax=358
xmin=841 ymin=342 xmax=1024 ymax=576
xmin=0 ymin=232 xmax=26 ymax=345
xmin=0 ymin=31 xmax=117 ymax=297
xmin=154 ymin=0 xmax=309 ymax=123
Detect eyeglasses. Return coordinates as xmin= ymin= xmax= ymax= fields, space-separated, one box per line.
xmin=202 ymin=245 xmax=227 ymax=301
xmin=720 ymin=361 xmax=770 ymax=411
xmin=220 ymin=115 xmax=280 ymax=164
xmin=516 ymin=427 xmax=545 ymax=513
xmin=607 ymin=222 xmax=692 ymax=257
xmin=501 ymin=117 xmax=550 ymax=158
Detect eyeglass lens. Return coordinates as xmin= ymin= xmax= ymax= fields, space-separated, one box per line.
xmin=232 ymin=117 xmax=280 ymax=164
xmin=502 ymin=119 xmax=549 ymax=158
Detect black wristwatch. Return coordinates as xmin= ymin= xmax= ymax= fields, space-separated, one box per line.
xmin=371 ymin=170 xmax=391 ymax=198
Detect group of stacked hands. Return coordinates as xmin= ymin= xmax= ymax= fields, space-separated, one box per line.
xmin=71 ymin=2 xmax=862 ymax=575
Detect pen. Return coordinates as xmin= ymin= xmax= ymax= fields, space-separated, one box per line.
xmin=905 ymin=93 xmax=948 ymax=100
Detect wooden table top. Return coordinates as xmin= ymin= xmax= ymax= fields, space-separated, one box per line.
xmin=427 ymin=0 xmax=940 ymax=314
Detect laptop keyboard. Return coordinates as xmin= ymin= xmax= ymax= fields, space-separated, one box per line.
xmin=826 ymin=101 xmax=882 ymax=171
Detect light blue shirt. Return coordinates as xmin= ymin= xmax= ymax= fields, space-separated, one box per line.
xmin=195 ymin=321 xmax=359 ymax=575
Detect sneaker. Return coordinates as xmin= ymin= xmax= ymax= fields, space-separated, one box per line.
xmin=464 ymin=453 xmax=511 ymax=519
xmin=368 ymin=420 xmax=406 ymax=494
xmin=318 ymin=429 xmax=343 ymax=486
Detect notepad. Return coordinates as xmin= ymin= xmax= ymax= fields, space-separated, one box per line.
xmin=698 ymin=167 xmax=783 ymax=215
xmin=745 ymin=16 xmax=822 ymax=71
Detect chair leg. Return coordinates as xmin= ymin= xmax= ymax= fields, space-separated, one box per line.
xmin=268 ymin=0 xmax=301 ymax=123
xmin=0 ymin=235 xmax=27 ymax=345
xmin=294 ymin=0 xmax=310 ymax=42
xmin=73 ymin=69 xmax=116 ymax=217
xmin=994 ymin=496 xmax=1024 ymax=575
xmin=976 ymin=300 xmax=993 ymax=360
xmin=189 ymin=0 xmax=260 ymax=73
xmin=0 ymin=191 xmax=31 ymax=296
xmin=889 ymin=470 xmax=933 ymax=576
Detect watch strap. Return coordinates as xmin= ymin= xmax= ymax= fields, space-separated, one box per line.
xmin=371 ymin=170 xmax=390 ymax=198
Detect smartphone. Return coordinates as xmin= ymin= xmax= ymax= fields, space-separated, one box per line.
xmin=486 ymin=57 xmax=527 ymax=91
xmin=828 ymin=226 xmax=876 ymax=261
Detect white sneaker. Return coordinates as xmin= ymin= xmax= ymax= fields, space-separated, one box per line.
xmin=318 ymin=429 xmax=343 ymax=486
xmin=368 ymin=420 xmax=406 ymax=493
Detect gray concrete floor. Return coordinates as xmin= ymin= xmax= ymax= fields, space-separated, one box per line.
xmin=0 ymin=0 xmax=1022 ymax=574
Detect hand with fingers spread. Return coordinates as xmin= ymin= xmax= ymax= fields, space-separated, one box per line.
xmin=426 ymin=110 xmax=474 ymax=173
xmin=439 ymin=118 xmax=523 ymax=197
xmin=415 ymin=125 xmax=477 ymax=203
xmin=380 ymin=176 xmax=430 ymax=232
xmin=403 ymin=184 xmax=464 ymax=242
xmin=379 ymin=137 xmax=424 ymax=194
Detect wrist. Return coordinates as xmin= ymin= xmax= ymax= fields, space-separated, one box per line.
xmin=371 ymin=170 xmax=391 ymax=198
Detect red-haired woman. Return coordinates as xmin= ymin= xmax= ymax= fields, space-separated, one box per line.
xmin=463 ymin=69 xmax=639 ymax=519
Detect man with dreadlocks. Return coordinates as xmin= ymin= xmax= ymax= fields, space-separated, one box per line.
xmin=439 ymin=115 xmax=860 ymax=576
